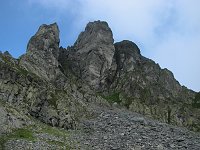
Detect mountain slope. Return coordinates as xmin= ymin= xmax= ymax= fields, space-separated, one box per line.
xmin=59 ymin=21 xmax=199 ymax=131
xmin=0 ymin=20 xmax=199 ymax=149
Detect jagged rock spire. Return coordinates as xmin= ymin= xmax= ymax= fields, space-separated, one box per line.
xmin=27 ymin=23 xmax=60 ymax=59
xmin=66 ymin=21 xmax=115 ymax=89
xmin=74 ymin=21 xmax=114 ymax=49
xmin=20 ymin=23 xmax=62 ymax=81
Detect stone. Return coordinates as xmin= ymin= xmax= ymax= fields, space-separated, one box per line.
xmin=61 ymin=21 xmax=115 ymax=89
xmin=114 ymin=40 xmax=141 ymax=72
xmin=19 ymin=23 xmax=62 ymax=81
xmin=0 ymin=102 xmax=32 ymax=135
xmin=102 ymin=37 xmax=198 ymax=130
xmin=0 ymin=20 xmax=200 ymax=150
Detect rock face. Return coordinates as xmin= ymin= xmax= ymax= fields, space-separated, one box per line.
xmin=114 ymin=40 xmax=141 ymax=72
xmin=59 ymin=22 xmax=200 ymax=131
xmin=0 ymin=53 xmax=82 ymax=130
xmin=61 ymin=21 xmax=115 ymax=89
xmin=0 ymin=101 xmax=32 ymax=136
xmin=0 ymin=20 xmax=200 ymax=149
xmin=0 ymin=24 xmax=87 ymax=131
xmin=101 ymin=40 xmax=198 ymax=131
xmin=19 ymin=23 xmax=61 ymax=81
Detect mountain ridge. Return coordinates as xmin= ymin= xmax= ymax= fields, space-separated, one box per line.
xmin=0 ymin=20 xmax=199 ymax=149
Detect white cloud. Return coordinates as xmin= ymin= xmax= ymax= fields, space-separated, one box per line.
xmin=27 ymin=0 xmax=200 ymax=91
xmin=79 ymin=0 xmax=200 ymax=91
xmin=79 ymin=0 xmax=170 ymax=43
xmin=150 ymin=0 xmax=200 ymax=91
xmin=151 ymin=32 xmax=200 ymax=91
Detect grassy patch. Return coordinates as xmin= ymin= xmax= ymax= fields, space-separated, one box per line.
xmin=103 ymin=92 xmax=121 ymax=104
xmin=0 ymin=128 xmax=35 ymax=149
xmin=190 ymin=123 xmax=200 ymax=132
xmin=33 ymin=122 xmax=71 ymax=149
xmin=140 ymin=88 xmax=151 ymax=103
xmin=16 ymin=67 xmax=29 ymax=76
xmin=42 ymin=126 xmax=68 ymax=138
xmin=10 ymin=128 xmax=35 ymax=140
xmin=192 ymin=92 xmax=200 ymax=108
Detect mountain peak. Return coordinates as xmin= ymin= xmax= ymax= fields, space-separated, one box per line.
xmin=26 ymin=23 xmax=60 ymax=56
xmin=0 ymin=21 xmax=199 ymax=149
xmin=20 ymin=23 xmax=61 ymax=80
xmin=66 ymin=21 xmax=115 ymax=89
xmin=74 ymin=20 xmax=114 ymax=50
xmin=85 ymin=20 xmax=110 ymax=31
xmin=36 ymin=22 xmax=59 ymax=36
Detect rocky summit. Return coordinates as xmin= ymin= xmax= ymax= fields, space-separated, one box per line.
xmin=0 ymin=21 xmax=199 ymax=150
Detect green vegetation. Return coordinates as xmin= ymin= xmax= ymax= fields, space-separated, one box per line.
xmin=103 ymin=92 xmax=121 ymax=104
xmin=140 ymin=88 xmax=151 ymax=103
xmin=192 ymin=92 xmax=200 ymax=108
xmin=16 ymin=67 xmax=29 ymax=76
xmin=35 ymin=123 xmax=71 ymax=149
xmin=0 ymin=128 xmax=35 ymax=149
xmin=0 ymin=122 xmax=72 ymax=149
xmin=41 ymin=125 xmax=68 ymax=138
xmin=48 ymin=92 xmax=58 ymax=109
xmin=191 ymin=123 xmax=200 ymax=132
xmin=1 ymin=55 xmax=11 ymax=64
xmin=9 ymin=128 xmax=35 ymax=140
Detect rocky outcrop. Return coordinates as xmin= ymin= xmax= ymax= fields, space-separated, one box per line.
xmin=57 ymin=21 xmax=200 ymax=131
xmin=0 ymin=25 xmax=87 ymax=130
xmin=0 ymin=20 xmax=199 ymax=138
xmin=19 ymin=23 xmax=62 ymax=82
xmin=101 ymin=40 xmax=199 ymax=131
xmin=114 ymin=40 xmax=141 ymax=72
xmin=0 ymin=101 xmax=32 ymax=136
xmin=60 ymin=21 xmax=115 ymax=89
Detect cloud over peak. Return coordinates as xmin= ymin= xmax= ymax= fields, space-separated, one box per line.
xmin=15 ymin=0 xmax=200 ymax=91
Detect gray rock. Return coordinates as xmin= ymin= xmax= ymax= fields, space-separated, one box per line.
xmin=19 ymin=23 xmax=62 ymax=81
xmin=114 ymin=40 xmax=141 ymax=72
xmin=69 ymin=105 xmax=200 ymax=150
xmin=62 ymin=21 xmax=115 ymax=89
xmin=0 ymin=20 xmax=199 ymax=150
xmin=0 ymin=102 xmax=32 ymax=135
xmin=100 ymin=39 xmax=199 ymax=130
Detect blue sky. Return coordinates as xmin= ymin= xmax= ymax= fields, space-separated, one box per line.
xmin=0 ymin=0 xmax=200 ymax=92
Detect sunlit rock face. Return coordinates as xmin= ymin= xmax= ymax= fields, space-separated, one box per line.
xmin=19 ymin=23 xmax=62 ymax=81
xmin=63 ymin=21 xmax=115 ymax=89
xmin=0 ymin=20 xmax=199 ymax=135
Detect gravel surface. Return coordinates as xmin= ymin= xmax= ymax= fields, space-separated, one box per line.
xmin=4 ymin=139 xmax=62 ymax=150
xmin=70 ymin=105 xmax=200 ymax=150
xmin=3 ymin=105 xmax=200 ymax=150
